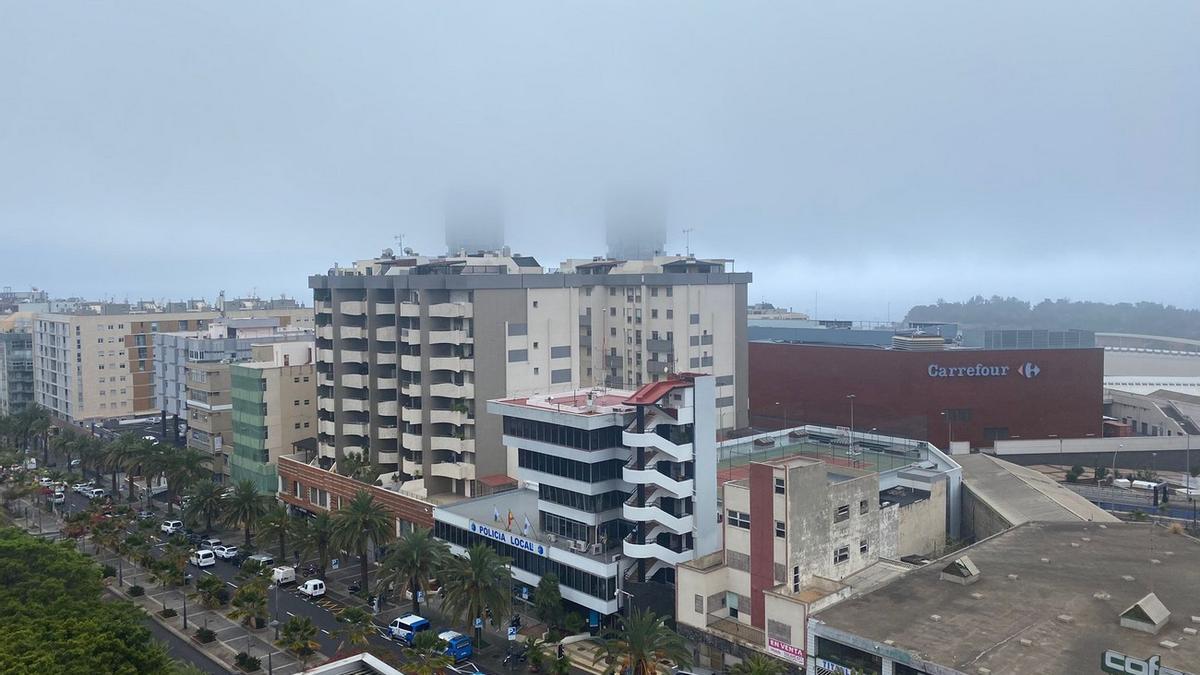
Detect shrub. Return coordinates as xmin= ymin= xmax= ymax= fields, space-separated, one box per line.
xmin=101 ymin=564 xmax=117 ymax=578
xmin=128 ymin=585 xmax=145 ymax=597
xmin=159 ymin=607 xmax=177 ymax=618
xmin=235 ymin=652 xmax=262 ymax=672
xmin=194 ymin=627 xmax=216 ymax=643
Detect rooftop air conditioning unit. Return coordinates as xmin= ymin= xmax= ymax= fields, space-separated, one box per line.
xmin=547 ymin=534 xmax=558 ymax=544
xmin=590 ymin=543 xmax=603 ymax=555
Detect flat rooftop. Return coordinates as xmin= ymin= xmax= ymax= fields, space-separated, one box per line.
xmin=718 ymin=427 xmax=930 ymax=483
xmin=496 ymin=390 xmax=635 ymax=416
xmin=438 ymin=488 xmax=616 ymax=562
xmin=957 ymin=453 xmax=1119 ymax=526
xmin=813 ymin=521 xmax=1200 ymax=674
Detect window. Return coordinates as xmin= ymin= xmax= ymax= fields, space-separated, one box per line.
xmin=294 ymin=422 xmax=301 ymax=429
xmin=507 ymin=349 xmax=528 ymax=363
xmin=609 ymin=307 xmax=616 ymax=317
xmin=859 ymin=499 xmax=869 ymax=514
xmin=303 ymin=376 xmax=309 ymax=383
xmin=690 ymin=313 xmax=700 ymax=324
xmin=727 ymin=510 xmax=750 ymax=529
xmin=294 ymin=400 xmax=300 ymax=406
xmin=666 ymin=287 xmax=673 ymax=297
xmin=303 ymin=421 xmax=310 ymax=428
xmin=294 ymin=377 xmax=300 ymax=383
xmin=792 ymin=565 xmax=800 ymax=592
xmin=774 ymin=477 xmax=785 ymax=494
xmin=532 ymin=301 xmax=538 ymax=308
xmin=775 ymin=520 xmax=785 ymax=538
xmin=303 ymin=399 xmax=309 ymax=405
xmin=835 ymin=504 xmax=850 ymax=523
xmin=508 ymin=323 xmax=528 ymax=336
xmin=666 ymin=309 xmax=674 ymax=319
xmin=651 ymin=309 xmax=658 ymax=319
xmin=860 ymin=538 xmax=869 ymax=554
xmin=767 ymin=619 xmax=792 ymax=643
xmin=833 ymin=546 xmax=850 ymax=564
xmin=694 ymin=594 xmax=703 ymax=613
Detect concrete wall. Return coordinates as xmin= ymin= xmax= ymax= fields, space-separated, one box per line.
xmin=896 ymin=480 xmax=947 ymax=557
xmin=473 ymin=288 xmax=529 ymax=483
xmin=693 ymin=375 xmax=720 ymax=557
xmin=788 ymin=465 xmax=881 ymax=584
xmin=961 ymin=485 xmax=1013 ymax=542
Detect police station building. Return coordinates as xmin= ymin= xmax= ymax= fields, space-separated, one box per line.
xmin=434 ymin=376 xmax=720 ymax=623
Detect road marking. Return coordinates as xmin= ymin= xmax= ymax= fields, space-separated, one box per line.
xmin=227 ymin=582 xmax=238 ymax=588
xmin=320 ymin=629 xmax=331 ymax=635
xmin=203 ymin=570 xmax=214 ymax=576
xmin=287 ymin=611 xmax=296 ymax=617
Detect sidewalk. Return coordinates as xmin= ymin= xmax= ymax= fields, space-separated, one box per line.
xmin=8 ymin=498 xmax=319 ymax=675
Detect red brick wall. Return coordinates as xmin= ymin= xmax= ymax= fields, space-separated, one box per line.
xmin=749 ymin=343 xmax=1104 ymax=448
xmin=277 ymin=456 xmax=435 ymax=528
xmin=748 ymin=462 xmax=776 ymax=629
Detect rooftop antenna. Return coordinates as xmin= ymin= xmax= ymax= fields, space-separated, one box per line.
xmin=682 ymin=227 xmax=695 ymax=256
xmin=394 ymin=233 xmax=406 ymax=253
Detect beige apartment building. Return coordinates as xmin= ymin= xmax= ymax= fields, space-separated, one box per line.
xmin=32 ymin=302 xmax=312 ymax=423
xmin=229 ymin=342 xmax=317 ymax=493
xmin=311 ymin=251 xmax=750 ymax=501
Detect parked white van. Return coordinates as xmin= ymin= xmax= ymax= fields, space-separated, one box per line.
xmin=298 ymin=579 xmax=326 ymax=598
xmin=271 ymin=566 xmax=296 ymax=585
xmin=85 ymin=487 xmax=107 ymax=500
xmin=189 ymin=550 xmax=216 ymax=567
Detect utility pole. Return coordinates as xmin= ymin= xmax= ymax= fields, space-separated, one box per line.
xmin=682 ymin=228 xmax=694 ymax=256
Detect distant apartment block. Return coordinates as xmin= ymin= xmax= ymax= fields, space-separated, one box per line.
xmin=229 ymin=342 xmax=317 ymax=493
xmin=32 ymin=301 xmax=313 ymax=423
xmin=311 ymin=251 xmax=749 ymax=500
xmin=0 ymin=330 xmax=34 ymax=416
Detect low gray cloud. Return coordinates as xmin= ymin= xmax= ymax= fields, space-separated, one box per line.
xmin=1 ymin=1 xmax=1196 ymax=316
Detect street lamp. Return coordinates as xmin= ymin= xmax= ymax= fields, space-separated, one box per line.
xmin=1112 ymin=443 xmax=1124 ymax=482
xmin=846 ymin=394 xmax=856 ymax=452
xmin=269 ymin=583 xmax=280 ymax=639
xmin=941 ymin=411 xmax=953 ymax=448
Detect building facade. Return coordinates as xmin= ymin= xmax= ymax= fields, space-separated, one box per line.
xmin=0 ymin=330 xmax=34 ymax=416
xmin=32 ymin=304 xmax=312 ymax=423
xmin=750 ymin=342 xmax=1104 ymax=449
xmin=433 ymin=375 xmax=719 ymax=620
xmin=229 ymin=342 xmax=318 ymax=493
xmin=312 ymin=252 xmax=749 ymax=500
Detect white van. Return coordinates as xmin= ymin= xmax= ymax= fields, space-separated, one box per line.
xmin=189 ymin=550 xmax=216 ymax=567
xmin=271 ymin=566 xmax=296 ymax=585
xmin=161 ymin=520 xmax=184 ymax=535
xmin=86 ymin=487 xmax=107 ymax=500
xmin=298 ymin=579 xmax=325 ymax=598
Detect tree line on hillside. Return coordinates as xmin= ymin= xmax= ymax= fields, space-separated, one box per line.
xmin=905 ymin=295 xmax=1200 ymax=338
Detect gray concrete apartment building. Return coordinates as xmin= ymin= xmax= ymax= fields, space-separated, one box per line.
xmin=311 ymin=251 xmax=750 ymax=501
xmin=0 ymin=330 xmax=34 ymax=416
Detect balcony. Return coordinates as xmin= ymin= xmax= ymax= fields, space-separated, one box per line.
xmin=647 ymin=361 xmax=669 ymax=375
xmin=430 ymin=436 xmax=475 ymax=454
xmin=316 ymin=325 xmax=334 ymax=340
xmin=376 ymin=448 xmax=400 ymax=464
xmin=378 ymin=426 xmax=399 ymax=440
xmin=377 ymin=326 xmax=397 ymax=341
xmin=400 ymin=355 xmax=422 ymax=372
xmin=427 ymin=382 xmax=473 ymax=399
xmin=342 ymin=421 xmax=369 ymax=437
xmin=604 ymin=355 xmax=623 ymax=368
xmin=429 ymin=303 xmax=471 ymax=319
xmin=621 ymin=535 xmax=694 ymax=566
xmin=399 ymin=302 xmax=421 ymax=318
xmin=401 ymin=407 xmax=422 ymax=424
xmin=316 ymin=300 xmax=332 ymax=313
xmin=318 ymin=398 xmax=335 ymax=413
xmin=429 ymin=329 xmax=471 ymax=345
xmin=623 ymin=500 xmax=695 ymax=535
xmin=341 ymin=399 xmax=368 ymax=413
xmin=622 ymin=430 xmax=693 ymax=462
xmin=378 ymin=400 xmax=398 ymax=416
xmin=339 ymin=349 xmax=367 ymax=364
xmin=341 ymin=373 xmax=369 ymax=389
xmin=429 ymin=356 xmax=473 ymax=372
xmin=646 ymin=338 xmax=673 ymax=353
xmin=340 ymin=300 xmax=366 ymax=315
xmin=375 ymin=302 xmax=396 ymax=315
xmin=431 ymin=461 xmax=475 ymax=481
xmin=402 ymin=456 xmax=422 ymax=475
xmin=402 ymin=431 xmax=423 ymax=448
xmin=376 ymin=351 xmax=397 ymax=365
xmin=317 ymin=348 xmax=334 ymax=363
xmin=429 ymin=409 xmax=469 ymax=426
xmin=340 ymin=326 xmax=366 ymax=340
xmin=622 ymin=466 xmax=694 ymax=498
xmin=319 ymin=420 xmax=336 ymax=436
xmin=377 ymin=376 xmax=398 ymax=390
xmin=401 ymin=381 xmax=422 ymax=397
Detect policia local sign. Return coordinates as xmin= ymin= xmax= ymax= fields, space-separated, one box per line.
xmin=1102 ymin=650 xmax=1193 ymax=675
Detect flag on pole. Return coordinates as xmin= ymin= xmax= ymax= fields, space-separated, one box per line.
xmin=493 ymin=506 xmax=501 ymax=522
xmin=522 ymin=515 xmax=531 ymax=536
xmin=507 ymin=509 xmax=515 ymax=531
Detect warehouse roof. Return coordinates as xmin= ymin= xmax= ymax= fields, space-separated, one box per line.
xmin=957 ymin=453 xmax=1118 ymax=526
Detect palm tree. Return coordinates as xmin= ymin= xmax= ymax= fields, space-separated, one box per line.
xmin=51 ymin=434 xmax=78 ymax=475
xmin=334 ymin=606 xmax=376 ymax=652
xmin=258 ymin=503 xmax=294 ymax=560
xmin=228 ymin=581 xmax=269 ymax=629
xmin=20 ymin=405 xmax=51 ymax=464
xmin=184 ymin=480 xmax=224 ymax=533
xmin=296 ymin=511 xmax=335 ymax=577
xmin=729 ymin=653 xmax=787 ymax=675
xmin=76 ymin=436 xmax=103 ymax=481
xmin=101 ymin=434 xmax=139 ymax=498
xmin=593 ymin=609 xmax=692 ymax=675
xmin=279 ymin=616 xmax=321 ymax=667
xmin=192 ymin=574 xmax=228 ymax=608
xmin=222 ymin=479 xmax=271 ymax=547
xmin=331 ymin=490 xmax=395 ymax=593
xmin=125 ymin=437 xmax=161 ymax=504
xmin=440 ymin=543 xmax=512 ymax=646
xmin=402 ymin=631 xmax=453 ymax=675
xmin=375 ymin=527 xmax=447 ymax=615
xmin=161 ymin=447 xmax=211 ymax=514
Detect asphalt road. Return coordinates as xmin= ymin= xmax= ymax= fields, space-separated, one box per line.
xmin=140 ymin=613 xmax=229 ymax=675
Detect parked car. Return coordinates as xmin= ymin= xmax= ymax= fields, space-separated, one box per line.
xmin=136 ymin=510 xmax=156 ymax=520
xmin=297 ymin=579 xmax=326 ymax=598
xmin=85 ymin=487 xmax=107 ymax=500
xmin=212 ymin=544 xmax=239 ymax=561
xmin=439 ymin=631 xmax=474 ymax=662
xmin=161 ymin=520 xmax=184 ymax=535
xmin=189 ymin=549 xmax=216 ymax=567
xmin=200 ymin=537 xmax=222 ymax=549
xmin=388 ymin=614 xmax=432 ymax=645
xmin=271 ymin=566 xmax=296 ymax=585
xmin=72 ymin=482 xmax=92 ymax=494
xmin=49 ymin=491 xmax=66 ymax=505
xmin=243 ymin=553 xmax=275 ymax=569
xmin=69 ymin=459 xmax=81 ymax=468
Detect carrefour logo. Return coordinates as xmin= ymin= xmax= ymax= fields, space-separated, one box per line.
xmin=927 ymin=362 xmax=1041 ymax=379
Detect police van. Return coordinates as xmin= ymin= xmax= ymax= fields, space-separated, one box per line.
xmin=439 ymin=630 xmax=473 ymax=662
xmin=388 ymin=613 xmax=431 ymax=645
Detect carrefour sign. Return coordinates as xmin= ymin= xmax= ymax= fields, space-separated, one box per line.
xmin=469 ymin=521 xmax=546 ymax=557
xmin=1102 ymin=650 xmax=1192 ymax=675
xmin=927 ymin=362 xmax=1041 ymax=379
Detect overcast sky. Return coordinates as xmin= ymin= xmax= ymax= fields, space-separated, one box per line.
xmin=2 ymin=2 xmax=1197 ymax=320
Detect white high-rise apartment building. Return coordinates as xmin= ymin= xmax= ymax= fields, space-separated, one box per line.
xmin=311 ymin=251 xmax=749 ymax=500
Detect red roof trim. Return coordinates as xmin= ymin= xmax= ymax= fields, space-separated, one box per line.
xmin=623 ymin=376 xmax=695 ymax=406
